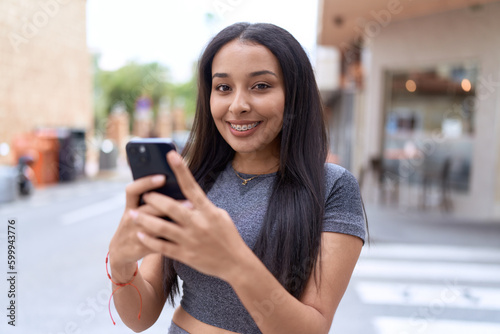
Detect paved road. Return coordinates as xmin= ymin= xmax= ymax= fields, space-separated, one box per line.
xmin=333 ymin=242 xmax=500 ymax=333
xmin=0 ymin=175 xmax=177 ymax=334
xmin=0 ymin=175 xmax=498 ymax=333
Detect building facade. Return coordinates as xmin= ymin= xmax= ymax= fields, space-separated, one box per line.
xmin=317 ymin=0 xmax=500 ymax=219
xmin=0 ymin=0 xmax=92 ymax=168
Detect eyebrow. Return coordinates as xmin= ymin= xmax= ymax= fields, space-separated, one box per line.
xmin=212 ymin=73 xmax=228 ymax=79
xmin=211 ymin=70 xmax=277 ymax=79
xmin=249 ymin=70 xmax=277 ymax=78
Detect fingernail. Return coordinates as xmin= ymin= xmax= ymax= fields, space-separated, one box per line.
xmin=129 ymin=209 xmax=138 ymax=219
xmin=152 ymin=175 xmax=165 ymax=184
xmin=182 ymin=201 xmax=193 ymax=209
xmin=137 ymin=232 xmax=145 ymax=240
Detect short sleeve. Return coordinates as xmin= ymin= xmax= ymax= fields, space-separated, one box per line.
xmin=323 ymin=164 xmax=366 ymax=243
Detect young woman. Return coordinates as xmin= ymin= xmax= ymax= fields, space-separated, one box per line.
xmin=108 ymin=22 xmax=366 ymax=334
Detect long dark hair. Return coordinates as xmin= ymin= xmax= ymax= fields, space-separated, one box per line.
xmin=163 ymin=22 xmax=328 ymax=304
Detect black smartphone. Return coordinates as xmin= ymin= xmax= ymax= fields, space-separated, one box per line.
xmin=126 ymin=138 xmax=186 ymax=201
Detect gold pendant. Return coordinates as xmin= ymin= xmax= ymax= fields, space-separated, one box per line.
xmin=242 ymin=180 xmax=248 ymax=185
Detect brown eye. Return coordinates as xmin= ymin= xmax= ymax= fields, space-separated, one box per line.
xmin=216 ymin=84 xmax=231 ymax=92
xmin=254 ymin=83 xmax=271 ymax=90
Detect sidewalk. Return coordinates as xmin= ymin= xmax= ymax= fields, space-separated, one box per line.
xmin=365 ymin=203 xmax=500 ymax=249
xmin=87 ymin=156 xmax=132 ymax=182
xmin=0 ymin=161 xmax=131 ymax=214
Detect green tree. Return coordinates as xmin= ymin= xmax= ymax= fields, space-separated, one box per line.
xmin=166 ymin=63 xmax=197 ymax=120
xmin=96 ymin=61 xmax=169 ymax=115
xmin=93 ymin=58 xmax=198 ymax=133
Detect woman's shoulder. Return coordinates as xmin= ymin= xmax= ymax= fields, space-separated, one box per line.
xmin=324 ymin=163 xmax=359 ymax=191
xmin=323 ymin=163 xmax=366 ymax=242
xmin=324 ymin=162 xmax=347 ymax=179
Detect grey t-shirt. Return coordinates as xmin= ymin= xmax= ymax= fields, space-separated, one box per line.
xmin=173 ymin=162 xmax=365 ymax=333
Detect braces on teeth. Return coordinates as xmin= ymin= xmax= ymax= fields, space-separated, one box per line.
xmin=231 ymin=122 xmax=259 ymax=131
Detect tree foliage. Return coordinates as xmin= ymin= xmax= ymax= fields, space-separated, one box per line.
xmin=166 ymin=64 xmax=197 ymax=119
xmin=92 ymin=56 xmax=197 ymax=134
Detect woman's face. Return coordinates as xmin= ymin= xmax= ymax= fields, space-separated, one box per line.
xmin=210 ymin=39 xmax=285 ymax=159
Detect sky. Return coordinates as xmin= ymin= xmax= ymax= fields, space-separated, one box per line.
xmin=86 ymin=0 xmax=319 ymax=83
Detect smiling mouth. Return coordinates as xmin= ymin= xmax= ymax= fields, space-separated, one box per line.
xmin=229 ymin=121 xmax=261 ymax=132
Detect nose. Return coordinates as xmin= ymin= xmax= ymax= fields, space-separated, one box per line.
xmin=229 ymin=89 xmax=250 ymax=114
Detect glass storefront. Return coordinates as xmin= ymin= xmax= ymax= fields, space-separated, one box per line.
xmin=381 ymin=62 xmax=477 ymax=208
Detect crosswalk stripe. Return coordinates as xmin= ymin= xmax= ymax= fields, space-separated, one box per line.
xmin=59 ymin=193 xmax=124 ymax=226
xmin=352 ymin=243 xmax=500 ymax=333
xmin=353 ymin=259 xmax=500 ymax=283
xmin=361 ymin=243 xmax=500 ymax=263
xmin=355 ymin=281 xmax=500 ymax=310
xmin=373 ymin=316 xmax=500 ymax=334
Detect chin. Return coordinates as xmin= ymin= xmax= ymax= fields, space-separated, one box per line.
xmin=229 ymin=145 xmax=259 ymax=154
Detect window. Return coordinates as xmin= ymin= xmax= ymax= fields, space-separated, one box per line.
xmin=382 ymin=62 xmax=477 ymax=198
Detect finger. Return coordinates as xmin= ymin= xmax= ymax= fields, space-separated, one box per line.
xmin=138 ymin=200 xmax=192 ymax=217
xmin=137 ymin=231 xmax=180 ymax=260
xmin=142 ymin=192 xmax=190 ymax=226
xmin=130 ymin=210 xmax=184 ymax=243
xmin=137 ymin=203 xmax=164 ymax=217
xmin=125 ymin=175 xmax=166 ymax=208
xmin=167 ymin=151 xmax=210 ymax=209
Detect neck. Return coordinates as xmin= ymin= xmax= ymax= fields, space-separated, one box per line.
xmin=232 ymin=151 xmax=280 ymax=174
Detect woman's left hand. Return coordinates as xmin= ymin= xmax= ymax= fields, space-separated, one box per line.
xmin=132 ymin=150 xmax=248 ymax=281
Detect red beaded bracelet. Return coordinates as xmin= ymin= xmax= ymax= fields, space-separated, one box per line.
xmin=105 ymin=252 xmax=143 ymax=325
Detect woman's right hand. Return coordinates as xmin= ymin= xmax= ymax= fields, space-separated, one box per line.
xmin=108 ymin=174 xmax=167 ymax=282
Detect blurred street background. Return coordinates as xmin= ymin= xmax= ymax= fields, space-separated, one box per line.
xmin=1 ymin=0 xmax=500 ymax=333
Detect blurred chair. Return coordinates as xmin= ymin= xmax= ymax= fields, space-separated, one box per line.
xmin=420 ymin=157 xmax=453 ymax=212
xmin=359 ymin=156 xmax=399 ymax=205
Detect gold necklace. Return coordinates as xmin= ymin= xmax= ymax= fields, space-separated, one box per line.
xmin=233 ymin=170 xmax=260 ymax=185
xmin=231 ymin=163 xmax=278 ymax=185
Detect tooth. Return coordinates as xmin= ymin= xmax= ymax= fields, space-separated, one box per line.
xmin=236 ymin=125 xmax=242 ymax=130
xmin=242 ymin=125 xmax=248 ymax=130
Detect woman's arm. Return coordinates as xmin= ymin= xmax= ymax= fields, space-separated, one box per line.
xmin=109 ymin=253 xmax=167 ymax=332
xmin=108 ymin=176 xmax=171 ymax=332
xmin=225 ymin=232 xmax=362 ymax=334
